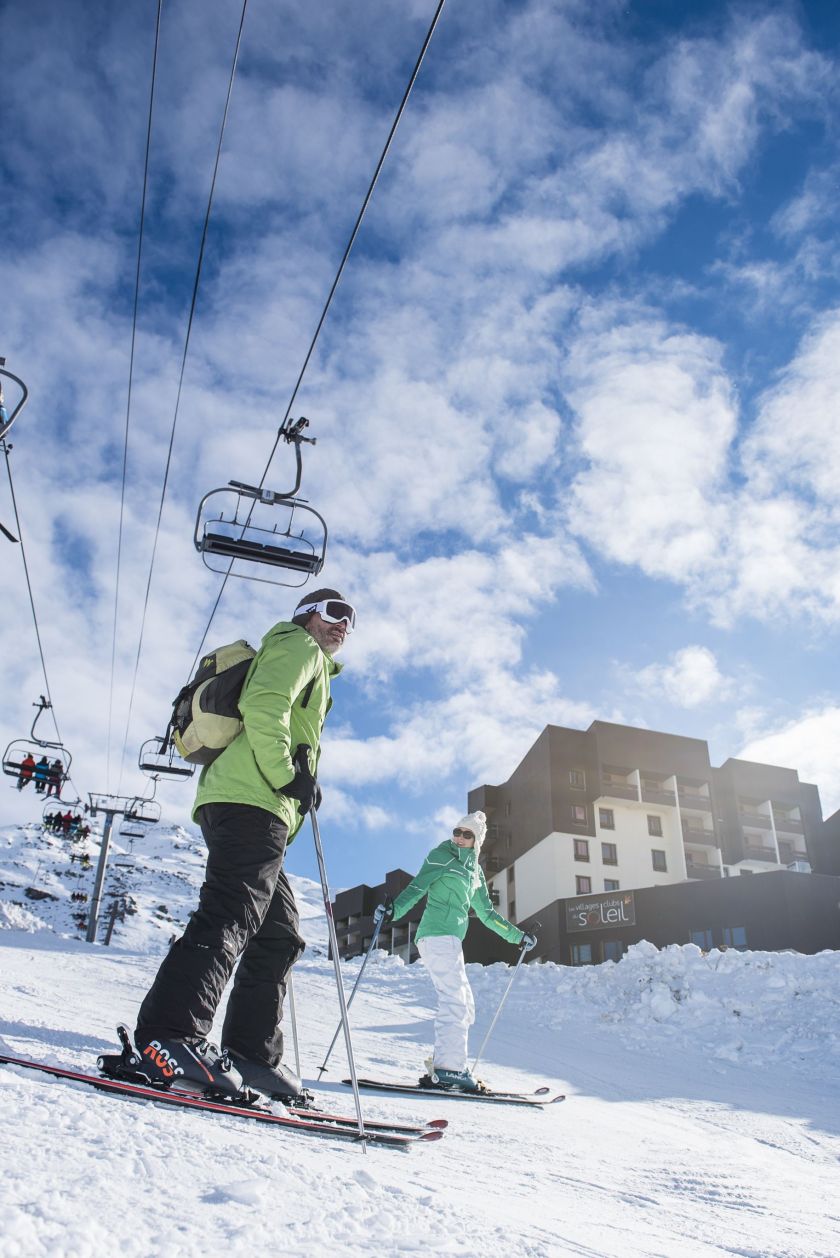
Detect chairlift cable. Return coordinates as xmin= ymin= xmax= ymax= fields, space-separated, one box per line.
xmin=106 ymin=0 xmax=164 ymax=793
xmin=2 ymin=443 xmax=79 ymax=801
xmin=117 ymin=0 xmax=250 ymax=788
xmin=188 ymin=0 xmax=447 ymax=671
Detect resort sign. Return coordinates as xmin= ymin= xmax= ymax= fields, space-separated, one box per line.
xmin=566 ymin=891 xmax=636 ymax=932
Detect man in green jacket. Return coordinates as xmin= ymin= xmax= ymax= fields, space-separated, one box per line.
xmin=134 ymin=588 xmax=354 ymax=1099
xmin=377 ymin=810 xmax=536 ymax=1092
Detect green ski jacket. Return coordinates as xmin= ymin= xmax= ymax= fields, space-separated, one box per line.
xmin=192 ymin=621 xmax=341 ymax=840
xmin=391 ymin=840 xmax=524 ymax=945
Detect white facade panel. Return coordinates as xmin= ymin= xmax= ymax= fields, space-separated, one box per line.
xmin=501 ymin=802 xmax=690 ymax=922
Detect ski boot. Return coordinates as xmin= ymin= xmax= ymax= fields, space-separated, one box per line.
xmin=223 ymin=1048 xmax=312 ymax=1105
xmin=424 ymin=1065 xmax=484 ymax=1093
xmin=100 ymin=1026 xmax=245 ymax=1099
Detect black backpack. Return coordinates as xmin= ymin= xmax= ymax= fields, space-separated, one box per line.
xmin=169 ymin=640 xmax=257 ymax=765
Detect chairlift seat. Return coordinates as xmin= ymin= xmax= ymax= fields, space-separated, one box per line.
xmin=139 ymin=758 xmax=194 ymax=778
xmin=202 ymin=530 xmax=322 ymax=573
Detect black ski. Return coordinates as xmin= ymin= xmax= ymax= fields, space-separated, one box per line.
xmin=345 ymin=1077 xmax=565 ymax=1107
xmin=0 ymin=1053 xmax=443 ymax=1148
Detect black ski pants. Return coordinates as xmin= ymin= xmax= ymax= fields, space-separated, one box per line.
xmin=135 ymin=802 xmax=305 ymax=1066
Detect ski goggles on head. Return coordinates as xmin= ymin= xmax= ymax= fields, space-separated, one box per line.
xmin=296 ymin=598 xmax=356 ymax=631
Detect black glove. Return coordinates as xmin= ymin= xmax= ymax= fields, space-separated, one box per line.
xmin=279 ymin=768 xmax=318 ymax=815
xmin=521 ymin=932 xmax=537 ymax=952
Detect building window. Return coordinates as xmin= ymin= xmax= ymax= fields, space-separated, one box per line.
xmin=601 ymin=841 xmax=618 ymax=865
xmin=571 ymin=804 xmax=587 ymax=824
xmin=723 ymin=925 xmax=748 ymax=951
xmin=506 ymin=864 xmax=515 ymax=885
xmin=570 ymin=942 xmax=593 ymax=965
xmin=647 ymin=815 xmax=663 ymax=837
xmin=508 ymin=898 xmax=516 ymax=920
xmin=652 ymin=849 xmax=667 ymax=872
xmin=575 ymin=875 xmax=592 ymax=895
xmin=604 ymin=878 xmax=620 ymax=891
xmin=574 ymin=838 xmax=590 ymax=862
xmin=599 ymin=807 xmax=615 ymax=830
xmin=569 ymin=769 xmax=586 ymax=789
xmin=690 ymin=928 xmax=713 ymax=949
xmin=602 ymin=940 xmax=624 ymax=962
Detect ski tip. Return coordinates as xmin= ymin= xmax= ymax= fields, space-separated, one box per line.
xmin=427 ymin=1118 xmax=448 ymax=1129
xmin=418 ymin=1128 xmax=445 ymax=1142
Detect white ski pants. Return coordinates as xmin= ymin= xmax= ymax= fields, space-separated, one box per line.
xmin=416 ymin=934 xmax=475 ymax=1071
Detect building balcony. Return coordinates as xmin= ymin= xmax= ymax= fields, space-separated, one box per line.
xmin=742 ymin=845 xmax=779 ymax=863
xmin=686 ymin=861 xmax=722 ymax=880
xmin=641 ymin=788 xmax=677 ymax=806
xmin=678 ymin=792 xmax=712 ymax=812
xmin=682 ymin=824 xmax=718 ymax=846
xmin=778 ymin=846 xmax=809 ymax=866
xmin=773 ymin=816 xmax=804 ymax=835
xmin=739 ymin=811 xmax=773 ymax=830
xmin=600 ymin=783 xmax=639 ymax=801
xmin=486 ymin=824 xmax=510 ymax=845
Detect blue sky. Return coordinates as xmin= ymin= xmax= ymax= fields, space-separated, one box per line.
xmin=1 ymin=0 xmax=839 ymax=890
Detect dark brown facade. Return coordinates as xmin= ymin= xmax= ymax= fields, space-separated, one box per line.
xmin=518 ymin=869 xmax=840 ymax=965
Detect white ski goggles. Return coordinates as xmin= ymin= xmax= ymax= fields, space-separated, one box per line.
xmin=296 ymin=598 xmax=356 ymax=631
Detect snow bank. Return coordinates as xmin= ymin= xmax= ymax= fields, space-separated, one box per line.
xmin=468 ymin=940 xmax=840 ymax=1077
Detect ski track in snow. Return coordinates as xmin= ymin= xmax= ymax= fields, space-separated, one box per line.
xmin=1 ymin=821 xmax=840 ymax=1258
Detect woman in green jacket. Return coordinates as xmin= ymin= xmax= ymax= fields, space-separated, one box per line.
xmin=376 ymin=810 xmax=536 ymax=1092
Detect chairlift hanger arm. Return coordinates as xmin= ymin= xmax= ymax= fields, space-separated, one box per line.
xmin=29 ymin=695 xmax=64 ymax=751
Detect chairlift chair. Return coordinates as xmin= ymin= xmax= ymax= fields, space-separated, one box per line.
xmin=2 ymin=739 xmax=72 ymax=789
xmin=139 ymin=735 xmax=195 ymax=780
xmin=119 ymin=820 xmax=148 ymax=840
xmin=0 ymin=357 xmax=28 ymax=443
xmin=194 ymin=418 xmax=327 ymax=587
xmin=124 ymin=797 xmax=162 ymax=825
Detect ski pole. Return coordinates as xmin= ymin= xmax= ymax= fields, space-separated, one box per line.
xmin=471 ymin=938 xmax=529 ymax=1076
xmin=316 ymin=915 xmax=383 ymax=1080
xmin=294 ymin=745 xmax=366 ymax=1145
xmin=287 ymin=970 xmax=301 ymax=1079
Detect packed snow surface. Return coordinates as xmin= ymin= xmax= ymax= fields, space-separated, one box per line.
xmin=1 ymin=820 xmax=839 ymax=1257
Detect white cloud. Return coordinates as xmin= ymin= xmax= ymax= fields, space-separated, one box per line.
xmin=565 ymin=310 xmax=737 ymax=580
xmin=323 ymin=665 xmax=606 ymax=795
xmin=633 ymin=646 xmax=735 ymax=709
xmin=738 ymin=707 xmax=840 ymax=818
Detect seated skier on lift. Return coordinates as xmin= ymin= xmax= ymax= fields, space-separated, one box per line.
xmin=17 ymin=752 xmax=36 ymax=790
xmin=375 ymin=810 xmax=536 ymax=1093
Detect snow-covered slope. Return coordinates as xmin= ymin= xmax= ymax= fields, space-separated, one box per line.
xmin=2 ymin=820 xmax=840 ymax=1258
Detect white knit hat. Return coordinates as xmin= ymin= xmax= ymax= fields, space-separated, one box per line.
xmin=454 ymin=810 xmax=487 ymax=856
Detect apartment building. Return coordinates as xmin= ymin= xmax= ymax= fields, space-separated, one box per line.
xmin=332 ymin=720 xmax=836 ymax=966
xmin=468 ymin=721 xmax=822 ymax=930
